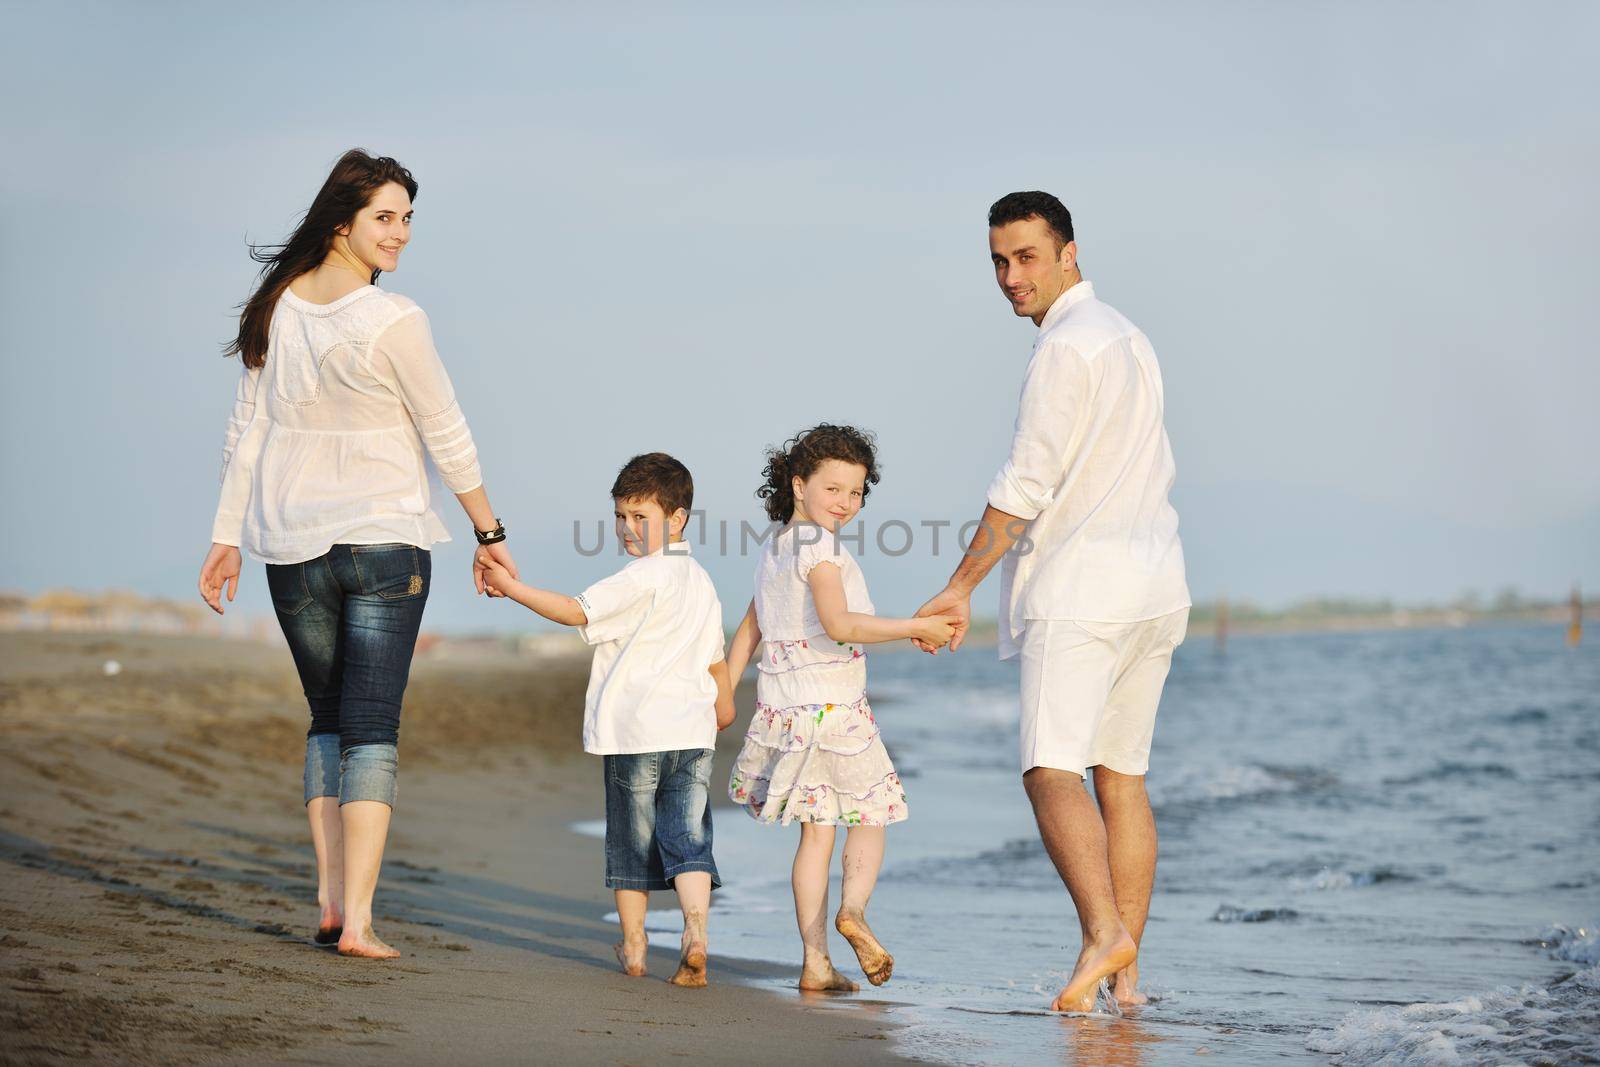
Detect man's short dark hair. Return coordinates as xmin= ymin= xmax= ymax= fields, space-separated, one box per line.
xmin=611 ymin=452 xmax=694 ymax=517
xmin=988 ymin=191 xmax=1074 ymax=249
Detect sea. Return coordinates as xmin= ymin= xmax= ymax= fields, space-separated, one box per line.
xmin=595 ymin=622 xmax=1599 ymax=1065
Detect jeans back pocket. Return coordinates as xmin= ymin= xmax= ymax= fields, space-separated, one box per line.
xmin=350 ymin=545 xmax=429 ymax=600
xmin=265 ymin=563 xmax=314 ymax=617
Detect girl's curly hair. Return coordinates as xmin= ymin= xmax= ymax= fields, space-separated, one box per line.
xmin=756 ymin=423 xmax=880 ymax=524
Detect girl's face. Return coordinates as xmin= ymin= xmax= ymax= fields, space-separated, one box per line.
xmin=614 ymin=495 xmax=686 ymax=557
xmin=336 ymin=181 xmax=412 ymax=275
xmin=792 ymin=459 xmax=867 ymax=532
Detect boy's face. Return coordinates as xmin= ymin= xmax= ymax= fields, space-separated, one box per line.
xmin=614 ymin=495 xmax=686 ymax=557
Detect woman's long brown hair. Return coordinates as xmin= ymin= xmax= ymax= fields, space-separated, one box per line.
xmin=225 ymin=149 xmax=418 ymax=369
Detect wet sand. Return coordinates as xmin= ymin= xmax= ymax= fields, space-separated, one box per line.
xmin=0 ymin=632 xmax=903 ymax=1065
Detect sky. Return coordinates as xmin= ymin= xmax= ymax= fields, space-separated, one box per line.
xmin=2 ymin=1 xmax=1597 ymax=633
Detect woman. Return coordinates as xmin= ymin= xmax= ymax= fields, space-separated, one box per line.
xmin=197 ymin=149 xmax=516 ymax=959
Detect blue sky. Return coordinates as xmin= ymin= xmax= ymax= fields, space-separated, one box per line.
xmin=2 ymin=2 xmax=1596 ymax=632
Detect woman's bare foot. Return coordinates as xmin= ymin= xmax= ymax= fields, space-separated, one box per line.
xmin=1112 ymin=961 xmax=1149 ymax=1006
xmin=835 ymin=908 xmax=893 ymax=986
xmin=1051 ymin=933 xmax=1137 ymax=1012
xmin=337 ymin=923 xmax=400 ymax=960
xmin=798 ymin=958 xmax=860 ymax=993
xmin=314 ymin=901 xmax=343 ymax=945
xmin=613 ymin=936 xmax=648 ymax=977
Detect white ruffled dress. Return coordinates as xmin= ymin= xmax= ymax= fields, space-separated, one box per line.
xmin=728 ymin=524 xmax=908 ymax=828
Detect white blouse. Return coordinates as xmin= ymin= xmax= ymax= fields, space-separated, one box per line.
xmin=754 ymin=523 xmax=876 ymax=642
xmin=211 ymin=286 xmax=483 ymax=564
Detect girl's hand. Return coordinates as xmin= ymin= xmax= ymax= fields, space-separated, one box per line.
xmin=912 ymin=613 xmax=961 ymax=650
xmin=198 ymin=543 xmax=242 ymax=615
xmin=474 ymin=541 xmax=519 ymax=597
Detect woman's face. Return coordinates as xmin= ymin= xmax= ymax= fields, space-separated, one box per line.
xmin=792 ymin=459 xmax=867 ymax=532
xmin=337 ymin=181 xmax=412 ymax=274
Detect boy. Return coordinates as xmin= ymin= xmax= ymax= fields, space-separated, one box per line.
xmin=478 ymin=452 xmax=734 ymax=986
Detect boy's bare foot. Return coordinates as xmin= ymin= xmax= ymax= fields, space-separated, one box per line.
xmin=1050 ymin=933 xmax=1137 ymax=1013
xmin=799 ymin=959 xmax=860 ymax=993
xmin=1113 ymin=961 xmax=1149 ymax=1006
xmin=614 ymin=937 xmax=648 ymax=977
xmin=669 ymin=940 xmax=708 ymax=987
xmin=314 ymin=901 xmax=343 ymax=945
xmin=835 ymin=908 xmax=893 ymax=986
xmin=337 ymin=924 xmax=400 ymax=959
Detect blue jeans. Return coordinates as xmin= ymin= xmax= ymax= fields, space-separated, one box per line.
xmin=265 ymin=544 xmax=430 ymax=807
xmin=603 ymin=749 xmax=721 ymax=891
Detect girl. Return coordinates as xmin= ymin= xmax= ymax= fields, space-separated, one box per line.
xmin=196 ymin=149 xmax=517 ymax=959
xmin=726 ymin=424 xmax=958 ymax=990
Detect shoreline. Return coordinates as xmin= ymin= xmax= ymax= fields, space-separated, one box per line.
xmin=0 ymin=632 xmax=908 ymax=1065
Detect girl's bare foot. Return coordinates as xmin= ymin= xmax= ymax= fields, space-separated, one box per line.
xmin=614 ymin=937 xmax=648 ymax=977
xmin=1051 ymin=934 xmax=1137 ymax=1012
xmin=799 ymin=958 xmax=860 ymax=992
xmin=337 ymin=923 xmax=400 ymax=960
xmin=835 ymin=908 xmax=893 ymax=986
xmin=314 ymin=901 xmax=343 ymax=945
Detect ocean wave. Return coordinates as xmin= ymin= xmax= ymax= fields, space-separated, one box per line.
xmin=1212 ymin=904 xmax=1300 ymax=923
xmin=1383 ymin=761 xmax=1518 ymax=786
xmin=1291 ymin=866 xmax=1418 ymax=892
xmin=1150 ymin=762 xmax=1338 ymax=807
xmin=1308 ymin=921 xmax=1600 ymax=1065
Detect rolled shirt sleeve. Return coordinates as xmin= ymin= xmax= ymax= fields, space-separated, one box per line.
xmin=576 ymin=568 xmax=651 ymax=645
xmin=211 ymin=362 xmax=263 ymax=547
xmin=368 ymin=307 xmax=485 ymax=494
xmin=986 ymin=340 xmax=1090 ymax=521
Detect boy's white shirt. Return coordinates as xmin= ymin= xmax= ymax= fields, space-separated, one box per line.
xmin=575 ymin=539 xmax=725 ymax=755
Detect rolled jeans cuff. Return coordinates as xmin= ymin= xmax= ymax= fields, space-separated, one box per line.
xmin=304 ymin=733 xmax=341 ymax=805
xmin=339 ymin=742 xmax=398 ymax=807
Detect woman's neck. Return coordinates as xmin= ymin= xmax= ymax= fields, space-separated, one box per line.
xmin=289 ymin=251 xmax=373 ymax=304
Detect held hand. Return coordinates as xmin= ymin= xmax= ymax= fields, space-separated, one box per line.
xmin=912 ymin=613 xmax=962 ymax=651
xmin=197 ymin=543 xmax=242 ymax=616
xmin=474 ymin=548 xmax=518 ymax=599
xmin=913 ymin=586 xmax=972 ymax=653
xmin=474 ymin=541 xmax=519 ymax=597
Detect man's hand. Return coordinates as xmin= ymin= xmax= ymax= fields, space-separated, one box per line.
xmin=913 ymin=585 xmax=972 ymax=653
xmin=198 ymin=543 xmax=242 ymax=615
xmin=474 ymin=541 xmax=519 ymax=597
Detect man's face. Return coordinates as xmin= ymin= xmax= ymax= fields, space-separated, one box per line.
xmin=990 ymin=217 xmax=1076 ymax=324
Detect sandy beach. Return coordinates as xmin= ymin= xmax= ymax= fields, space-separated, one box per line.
xmin=0 ymin=631 xmax=904 ymax=1066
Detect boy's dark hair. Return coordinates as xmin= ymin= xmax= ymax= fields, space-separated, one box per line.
xmin=757 ymin=424 xmax=880 ymax=524
xmin=611 ymin=452 xmax=694 ymax=516
xmin=988 ymin=190 xmax=1074 ymax=249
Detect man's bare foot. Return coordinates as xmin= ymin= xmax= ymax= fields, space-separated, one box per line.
xmin=337 ymin=924 xmax=400 ymax=959
xmin=835 ymin=908 xmax=893 ymax=986
xmin=613 ymin=937 xmax=648 ymax=977
xmin=1113 ymin=961 xmax=1149 ymax=1006
xmin=1050 ymin=933 xmax=1137 ymax=1012
xmin=798 ymin=959 xmax=860 ymax=992
xmin=314 ymin=901 xmax=343 ymax=945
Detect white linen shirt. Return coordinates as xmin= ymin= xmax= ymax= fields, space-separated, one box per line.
xmin=575 ymin=540 xmax=727 ymax=755
xmin=987 ymin=280 xmax=1190 ymax=658
xmin=211 ymin=286 xmax=483 ymax=564
xmin=754 ymin=523 xmax=876 ymax=642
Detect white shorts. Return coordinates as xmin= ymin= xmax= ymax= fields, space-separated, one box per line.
xmin=1018 ymin=608 xmax=1189 ymax=777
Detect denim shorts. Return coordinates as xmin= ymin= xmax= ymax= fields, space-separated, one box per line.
xmin=603 ymin=748 xmax=721 ymax=892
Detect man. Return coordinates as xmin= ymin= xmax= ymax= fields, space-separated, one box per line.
xmin=917 ymin=191 xmax=1190 ymax=1012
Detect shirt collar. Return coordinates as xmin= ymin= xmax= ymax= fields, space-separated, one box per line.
xmin=651 ymin=538 xmax=691 ymax=558
xmin=1038 ymin=279 xmax=1094 ymax=333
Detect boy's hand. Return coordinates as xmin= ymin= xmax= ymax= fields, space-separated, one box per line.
xmin=912 ymin=613 xmax=961 ymax=650
xmin=476 ymin=551 xmax=517 ymax=599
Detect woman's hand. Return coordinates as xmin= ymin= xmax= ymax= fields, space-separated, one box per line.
xmin=474 ymin=541 xmax=519 ymax=597
xmin=198 ymin=543 xmax=242 ymax=615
